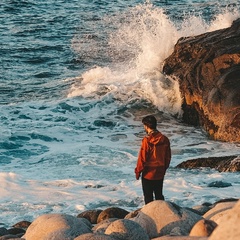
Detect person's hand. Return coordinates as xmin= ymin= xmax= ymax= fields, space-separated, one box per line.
xmin=135 ymin=172 xmax=140 ymax=180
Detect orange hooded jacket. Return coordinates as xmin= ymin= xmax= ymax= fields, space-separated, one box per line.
xmin=135 ymin=130 xmax=171 ymax=180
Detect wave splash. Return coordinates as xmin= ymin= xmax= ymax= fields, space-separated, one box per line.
xmin=68 ymin=2 xmax=239 ymax=116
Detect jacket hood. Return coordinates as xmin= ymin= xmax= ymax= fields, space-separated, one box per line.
xmin=148 ymin=131 xmax=164 ymax=145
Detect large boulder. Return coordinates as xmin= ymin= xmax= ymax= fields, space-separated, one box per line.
xmin=163 ymin=18 xmax=240 ymax=142
xmin=209 ymin=199 xmax=240 ymax=240
xmin=23 ymin=213 xmax=92 ymax=240
xmin=203 ymin=200 xmax=237 ymax=224
xmin=104 ymin=219 xmax=149 ymax=240
xmin=131 ymin=200 xmax=202 ymax=238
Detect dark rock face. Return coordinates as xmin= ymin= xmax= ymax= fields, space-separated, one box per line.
xmin=163 ymin=18 xmax=240 ymax=142
xmin=97 ymin=207 xmax=129 ymax=224
xmin=176 ymin=155 xmax=240 ymax=172
xmin=77 ymin=209 xmax=103 ymax=224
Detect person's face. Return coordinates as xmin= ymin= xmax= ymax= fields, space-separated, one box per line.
xmin=144 ymin=124 xmax=149 ymax=134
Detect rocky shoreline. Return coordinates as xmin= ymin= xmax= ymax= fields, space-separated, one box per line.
xmin=0 ymin=198 xmax=239 ymax=240
xmin=1 ymin=154 xmax=239 ymax=240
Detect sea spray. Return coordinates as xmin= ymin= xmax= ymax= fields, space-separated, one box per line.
xmin=69 ymin=2 xmax=240 ymax=117
xmin=69 ymin=3 xmax=182 ymax=116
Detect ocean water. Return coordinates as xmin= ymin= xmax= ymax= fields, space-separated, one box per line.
xmin=1 ymin=0 xmax=240 ymax=227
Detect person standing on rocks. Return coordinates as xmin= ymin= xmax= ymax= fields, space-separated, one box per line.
xmin=135 ymin=115 xmax=171 ymax=204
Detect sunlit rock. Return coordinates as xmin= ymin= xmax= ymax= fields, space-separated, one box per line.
xmin=132 ymin=200 xmax=202 ymax=238
xmin=23 ymin=213 xmax=92 ymax=240
xmin=105 ymin=219 xmax=149 ymax=240
xmin=163 ymin=19 xmax=240 ymax=142
xmin=189 ymin=219 xmax=217 ymax=237
xmin=176 ymin=155 xmax=240 ymax=172
xmin=209 ymin=200 xmax=240 ymax=240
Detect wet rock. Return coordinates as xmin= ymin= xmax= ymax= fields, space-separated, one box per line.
xmin=176 ymin=155 xmax=240 ymax=172
xmin=77 ymin=209 xmax=102 ymax=224
xmin=0 ymin=235 xmax=24 ymax=240
xmin=7 ymin=228 xmax=25 ymax=236
xmin=207 ymin=181 xmax=232 ymax=188
xmin=163 ymin=18 xmax=240 ymax=142
xmin=23 ymin=213 xmax=92 ymax=240
xmin=0 ymin=228 xmax=8 ymax=237
xmin=97 ymin=207 xmax=129 ymax=223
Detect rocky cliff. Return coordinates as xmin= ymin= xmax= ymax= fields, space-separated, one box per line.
xmin=163 ymin=19 xmax=240 ymax=142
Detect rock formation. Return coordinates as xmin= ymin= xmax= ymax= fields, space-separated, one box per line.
xmin=163 ymin=18 xmax=240 ymax=142
xmin=176 ymin=155 xmax=240 ymax=172
xmin=2 ymin=199 xmax=240 ymax=240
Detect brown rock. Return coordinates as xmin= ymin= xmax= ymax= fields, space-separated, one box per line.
xmin=77 ymin=209 xmax=102 ymax=224
xmin=176 ymin=155 xmax=240 ymax=172
xmin=7 ymin=228 xmax=25 ymax=236
xmin=189 ymin=219 xmax=217 ymax=237
xmin=12 ymin=221 xmax=31 ymax=229
xmin=163 ymin=18 xmax=240 ymax=142
xmin=97 ymin=207 xmax=129 ymax=223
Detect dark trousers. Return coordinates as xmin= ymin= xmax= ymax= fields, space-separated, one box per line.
xmin=141 ymin=177 xmax=164 ymax=204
